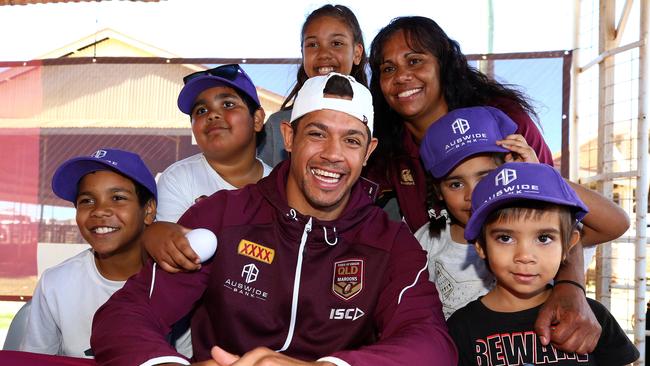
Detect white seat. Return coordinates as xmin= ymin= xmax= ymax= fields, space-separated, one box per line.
xmin=2 ymin=300 xmax=31 ymax=351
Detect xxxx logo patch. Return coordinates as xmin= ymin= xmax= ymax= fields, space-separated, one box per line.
xmin=332 ymin=259 xmax=364 ymax=300
xmin=237 ymin=240 xmax=275 ymax=264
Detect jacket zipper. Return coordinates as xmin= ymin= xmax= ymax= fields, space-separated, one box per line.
xmin=277 ymin=217 xmax=313 ymax=352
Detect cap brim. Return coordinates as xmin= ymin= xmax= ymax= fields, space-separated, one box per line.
xmin=51 ymin=158 xmax=121 ymax=203
xmin=430 ymin=144 xmax=510 ymax=178
xmin=464 ymin=194 xmax=589 ymax=242
xmin=177 ymin=76 xmax=245 ymax=115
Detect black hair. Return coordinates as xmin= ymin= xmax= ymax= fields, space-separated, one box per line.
xmin=323 ymin=74 xmax=354 ymax=97
xmin=133 ymin=180 xmax=155 ymax=208
xmin=368 ymin=16 xmax=537 ymax=175
xmin=424 ymin=173 xmax=448 ymax=238
xmin=235 ymin=89 xmax=267 ymax=148
xmin=282 ymin=4 xmax=368 ymax=110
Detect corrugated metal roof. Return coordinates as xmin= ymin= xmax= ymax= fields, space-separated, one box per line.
xmin=0 ymin=0 xmax=159 ymax=5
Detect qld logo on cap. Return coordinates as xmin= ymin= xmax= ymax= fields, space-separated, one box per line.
xmin=451 ymin=118 xmax=470 ymax=134
xmin=496 ymin=168 xmax=517 ymax=186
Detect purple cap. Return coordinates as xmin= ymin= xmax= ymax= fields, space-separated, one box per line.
xmin=464 ymin=162 xmax=588 ymax=241
xmin=177 ymin=64 xmax=260 ymax=115
xmin=420 ymin=106 xmax=517 ymax=178
xmin=52 ymin=148 xmax=157 ymax=203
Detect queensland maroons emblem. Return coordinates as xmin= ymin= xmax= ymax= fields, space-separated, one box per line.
xmin=332 ymin=259 xmax=364 ymax=300
xmin=400 ymin=169 xmax=415 ymax=185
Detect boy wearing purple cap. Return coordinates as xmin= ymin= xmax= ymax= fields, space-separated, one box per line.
xmin=447 ymin=162 xmax=639 ymax=365
xmin=160 ymin=64 xmax=270 ymax=224
xmin=20 ymin=149 xmax=160 ymax=358
xmin=148 ymin=64 xmax=272 ymax=272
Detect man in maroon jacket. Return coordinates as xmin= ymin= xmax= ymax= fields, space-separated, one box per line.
xmin=91 ymin=73 xmax=457 ymax=366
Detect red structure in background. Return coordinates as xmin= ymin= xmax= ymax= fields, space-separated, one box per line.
xmin=0 ymin=213 xmax=37 ymax=276
xmin=0 ymin=128 xmax=200 ymax=281
xmin=0 ymin=130 xmax=40 ymax=276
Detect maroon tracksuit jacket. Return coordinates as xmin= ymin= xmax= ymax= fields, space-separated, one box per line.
xmin=91 ymin=161 xmax=457 ymax=365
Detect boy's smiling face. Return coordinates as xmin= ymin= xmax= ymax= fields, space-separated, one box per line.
xmin=475 ymin=209 xmax=572 ymax=302
xmin=75 ymin=170 xmax=155 ymax=258
xmin=190 ymin=85 xmax=264 ymax=162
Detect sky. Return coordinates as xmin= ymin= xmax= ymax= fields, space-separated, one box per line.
xmin=0 ymin=0 xmax=577 ymax=156
xmin=0 ymin=0 xmax=575 ymax=60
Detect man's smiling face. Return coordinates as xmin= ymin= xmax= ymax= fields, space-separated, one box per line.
xmin=281 ymin=109 xmax=377 ymax=221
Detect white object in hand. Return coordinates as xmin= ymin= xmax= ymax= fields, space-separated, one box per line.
xmin=185 ymin=228 xmax=218 ymax=262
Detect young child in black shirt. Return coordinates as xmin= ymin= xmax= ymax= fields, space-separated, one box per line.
xmin=448 ymin=162 xmax=639 ymax=365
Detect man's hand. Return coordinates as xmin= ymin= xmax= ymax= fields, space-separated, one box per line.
xmin=210 ymin=346 xmax=336 ymax=366
xmin=535 ymin=283 xmax=601 ymax=354
xmin=142 ymin=221 xmax=199 ymax=273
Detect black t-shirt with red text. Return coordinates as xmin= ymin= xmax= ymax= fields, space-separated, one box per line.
xmin=448 ymin=297 xmax=639 ymax=365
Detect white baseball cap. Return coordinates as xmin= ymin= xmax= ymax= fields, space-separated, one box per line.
xmin=290 ymin=73 xmax=374 ymax=134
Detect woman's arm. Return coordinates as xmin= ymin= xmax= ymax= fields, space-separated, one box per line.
xmin=567 ymin=180 xmax=630 ymax=245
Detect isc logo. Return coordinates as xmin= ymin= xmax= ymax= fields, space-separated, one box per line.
xmin=329 ymin=307 xmax=365 ymax=321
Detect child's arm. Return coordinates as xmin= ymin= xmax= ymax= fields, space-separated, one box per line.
xmin=20 ymin=278 xmax=62 ymax=354
xmin=566 ymin=180 xmax=630 ymax=245
xmin=500 ymin=134 xmax=630 ymax=245
xmin=142 ymin=221 xmax=200 ymax=273
xmin=496 ymin=134 xmax=540 ymax=163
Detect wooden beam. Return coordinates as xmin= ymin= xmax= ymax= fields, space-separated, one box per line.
xmin=614 ymin=0 xmax=635 ymax=45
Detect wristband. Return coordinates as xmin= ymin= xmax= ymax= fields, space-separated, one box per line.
xmin=554 ymin=279 xmax=586 ymax=295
